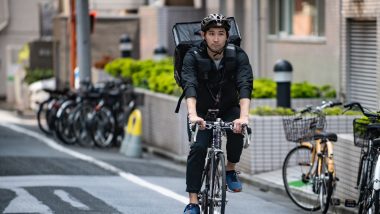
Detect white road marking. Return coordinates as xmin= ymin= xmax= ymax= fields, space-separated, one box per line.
xmin=54 ymin=189 xmax=90 ymax=210
xmin=0 ymin=113 xmax=188 ymax=205
xmin=4 ymin=188 xmax=53 ymax=213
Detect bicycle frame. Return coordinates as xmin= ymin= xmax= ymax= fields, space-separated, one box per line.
xmin=300 ymin=138 xmax=335 ymax=179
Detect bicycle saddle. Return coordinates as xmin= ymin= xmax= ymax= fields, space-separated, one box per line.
xmin=314 ymin=132 xmax=338 ymax=142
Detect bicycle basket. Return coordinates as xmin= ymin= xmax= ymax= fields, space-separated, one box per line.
xmin=282 ymin=114 xmax=326 ymax=142
xmin=353 ymin=118 xmax=380 ymax=147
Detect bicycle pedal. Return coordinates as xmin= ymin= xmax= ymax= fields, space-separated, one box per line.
xmin=344 ymin=199 xmax=357 ymax=208
xmin=331 ymin=198 xmax=340 ymax=206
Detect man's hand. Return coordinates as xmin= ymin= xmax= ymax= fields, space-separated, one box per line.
xmin=232 ymin=117 xmax=249 ymax=134
xmin=188 ymin=113 xmax=206 ymax=130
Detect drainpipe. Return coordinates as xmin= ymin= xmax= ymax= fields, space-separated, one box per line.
xmin=0 ymin=0 xmax=10 ymax=32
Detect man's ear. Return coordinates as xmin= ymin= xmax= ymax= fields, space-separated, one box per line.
xmin=201 ymin=31 xmax=205 ymax=39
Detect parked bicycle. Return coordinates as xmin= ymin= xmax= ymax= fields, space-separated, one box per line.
xmin=344 ymin=102 xmax=380 ymax=214
xmin=191 ymin=116 xmax=251 ymax=214
xmin=35 ymin=79 xmax=137 ymax=148
xmin=36 ymin=88 xmax=73 ymax=135
xmin=282 ymin=101 xmax=342 ymax=213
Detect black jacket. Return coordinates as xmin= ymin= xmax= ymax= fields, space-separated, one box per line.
xmin=181 ymin=41 xmax=253 ymax=117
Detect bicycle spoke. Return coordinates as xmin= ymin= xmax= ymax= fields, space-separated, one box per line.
xmin=283 ymin=145 xmax=320 ymax=211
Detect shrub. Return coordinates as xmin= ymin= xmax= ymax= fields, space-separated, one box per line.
xmin=320 ymin=85 xmax=336 ymax=98
xmin=250 ymin=105 xmax=361 ymax=116
xmin=291 ymin=81 xmax=320 ymax=98
xmin=23 ymin=68 xmax=54 ymax=85
xmin=252 ymin=78 xmax=276 ymax=98
xmin=250 ymin=106 xmax=294 ymax=116
xmin=104 ymin=58 xmax=337 ymax=100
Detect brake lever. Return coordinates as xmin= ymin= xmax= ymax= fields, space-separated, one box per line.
xmin=193 ymin=124 xmax=199 ymax=144
xmin=243 ymin=126 xmax=251 ymax=149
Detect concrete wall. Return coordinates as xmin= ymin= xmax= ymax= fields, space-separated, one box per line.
xmin=0 ymin=0 xmax=41 ymax=100
xmin=340 ymin=0 xmax=380 ymax=103
xmin=259 ymin=0 xmax=341 ymax=90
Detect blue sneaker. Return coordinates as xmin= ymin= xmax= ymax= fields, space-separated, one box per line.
xmin=183 ymin=203 xmax=200 ymax=214
xmin=226 ymin=170 xmax=242 ymax=192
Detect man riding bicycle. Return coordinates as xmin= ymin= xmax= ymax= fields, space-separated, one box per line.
xmin=182 ymin=13 xmax=253 ymax=214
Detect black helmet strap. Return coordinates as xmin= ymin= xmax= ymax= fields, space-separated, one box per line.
xmin=206 ymin=42 xmax=227 ymax=57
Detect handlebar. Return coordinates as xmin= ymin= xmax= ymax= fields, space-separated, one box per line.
xmin=298 ymin=101 xmax=342 ymax=114
xmin=343 ymin=102 xmax=380 ymax=119
xmin=190 ymin=120 xmax=252 ymax=149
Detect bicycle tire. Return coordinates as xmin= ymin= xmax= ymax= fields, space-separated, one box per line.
xmin=37 ymin=99 xmax=53 ymax=135
xmin=91 ymin=107 xmax=116 ymax=148
xmin=209 ymin=152 xmax=226 ymax=214
xmin=320 ymin=171 xmax=333 ymax=214
xmin=371 ymin=189 xmax=379 ymax=214
xmin=199 ymin=159 xmax=211 ymax=214
xmin=358 ymin=157 xmax=371 ymax=214
xmin=55 ymin=100 xmax=77 ymax=145
xmin=72 ymin=103 xmax=94 ymax=147
xmin=283 ymin=145 xmax=320 ymax=211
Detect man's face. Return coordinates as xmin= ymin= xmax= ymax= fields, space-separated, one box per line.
xmin=202 ymin=27 xmax=227 ymax=52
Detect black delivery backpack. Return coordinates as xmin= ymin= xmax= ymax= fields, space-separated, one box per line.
xmin=172 ymin=17 xmax=242 ymax=113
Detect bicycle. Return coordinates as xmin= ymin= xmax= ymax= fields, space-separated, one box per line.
xmin=343 ymin=102 xmax=380 ymax=214
xmin=36 ymin=88 xmax=72 ymax=135
xmin=191 ymin=115 xmax=251 ymax=214
xmin=282 ymin=101 xmax=342 ymax=213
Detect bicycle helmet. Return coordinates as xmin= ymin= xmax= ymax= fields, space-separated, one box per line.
xmin=201 ymin=13 xmax=230 ymax=32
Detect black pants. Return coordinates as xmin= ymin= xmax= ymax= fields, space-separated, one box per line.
xmin=186 ymin=107 xmax=244 ymax=193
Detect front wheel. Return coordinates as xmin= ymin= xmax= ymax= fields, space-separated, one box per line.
xmin=370 ymin=190 xmax=380 ymax=214
xmin=358 ymin=157 xmax=371 ymax=214
xmin=209 ymin=153 xmax=226 ymax=214
xmin=282 ymin=145 xmax=320 ymax=211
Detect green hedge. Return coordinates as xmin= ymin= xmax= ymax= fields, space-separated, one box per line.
xmin=23 ymin=68 xmax=54 ymax=85
xmin=250 ymin=106 xmax=361 ymax=116
xmin=104 ymin=58 xmax=336 ymax=99
xmin=105 ymin=57 xmax=182 ymax=96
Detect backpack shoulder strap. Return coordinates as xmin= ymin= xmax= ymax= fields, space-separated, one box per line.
xmin=224 ymin=44 xmax=237 ymax=79
xmin=175 ymin=49 xmax=203 ymax=113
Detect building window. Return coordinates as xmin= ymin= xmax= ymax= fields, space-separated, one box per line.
xmin=269 ymin=0 xmax=325 ymax=38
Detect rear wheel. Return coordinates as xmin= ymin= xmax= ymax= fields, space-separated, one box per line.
xmin=320 ymin=171 xmax=333 ymax=214
xmin=55 ymin=101 xmax=77 ymax=145
xmin=91 ymin=107 xmax=116 ymax=148
xmin=37 ymin=99 xmax=53 ymax=135
xmin=72 ymin=103 xmax=94 ymax=147
xmin=283 ymin=145 xmax=320 ymax=211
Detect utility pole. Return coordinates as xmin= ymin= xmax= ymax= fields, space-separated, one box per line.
xmin=75 ymin=0 xmax=91 ymax=88
xmin=69 ymin=0 xmax=76 ymax=88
